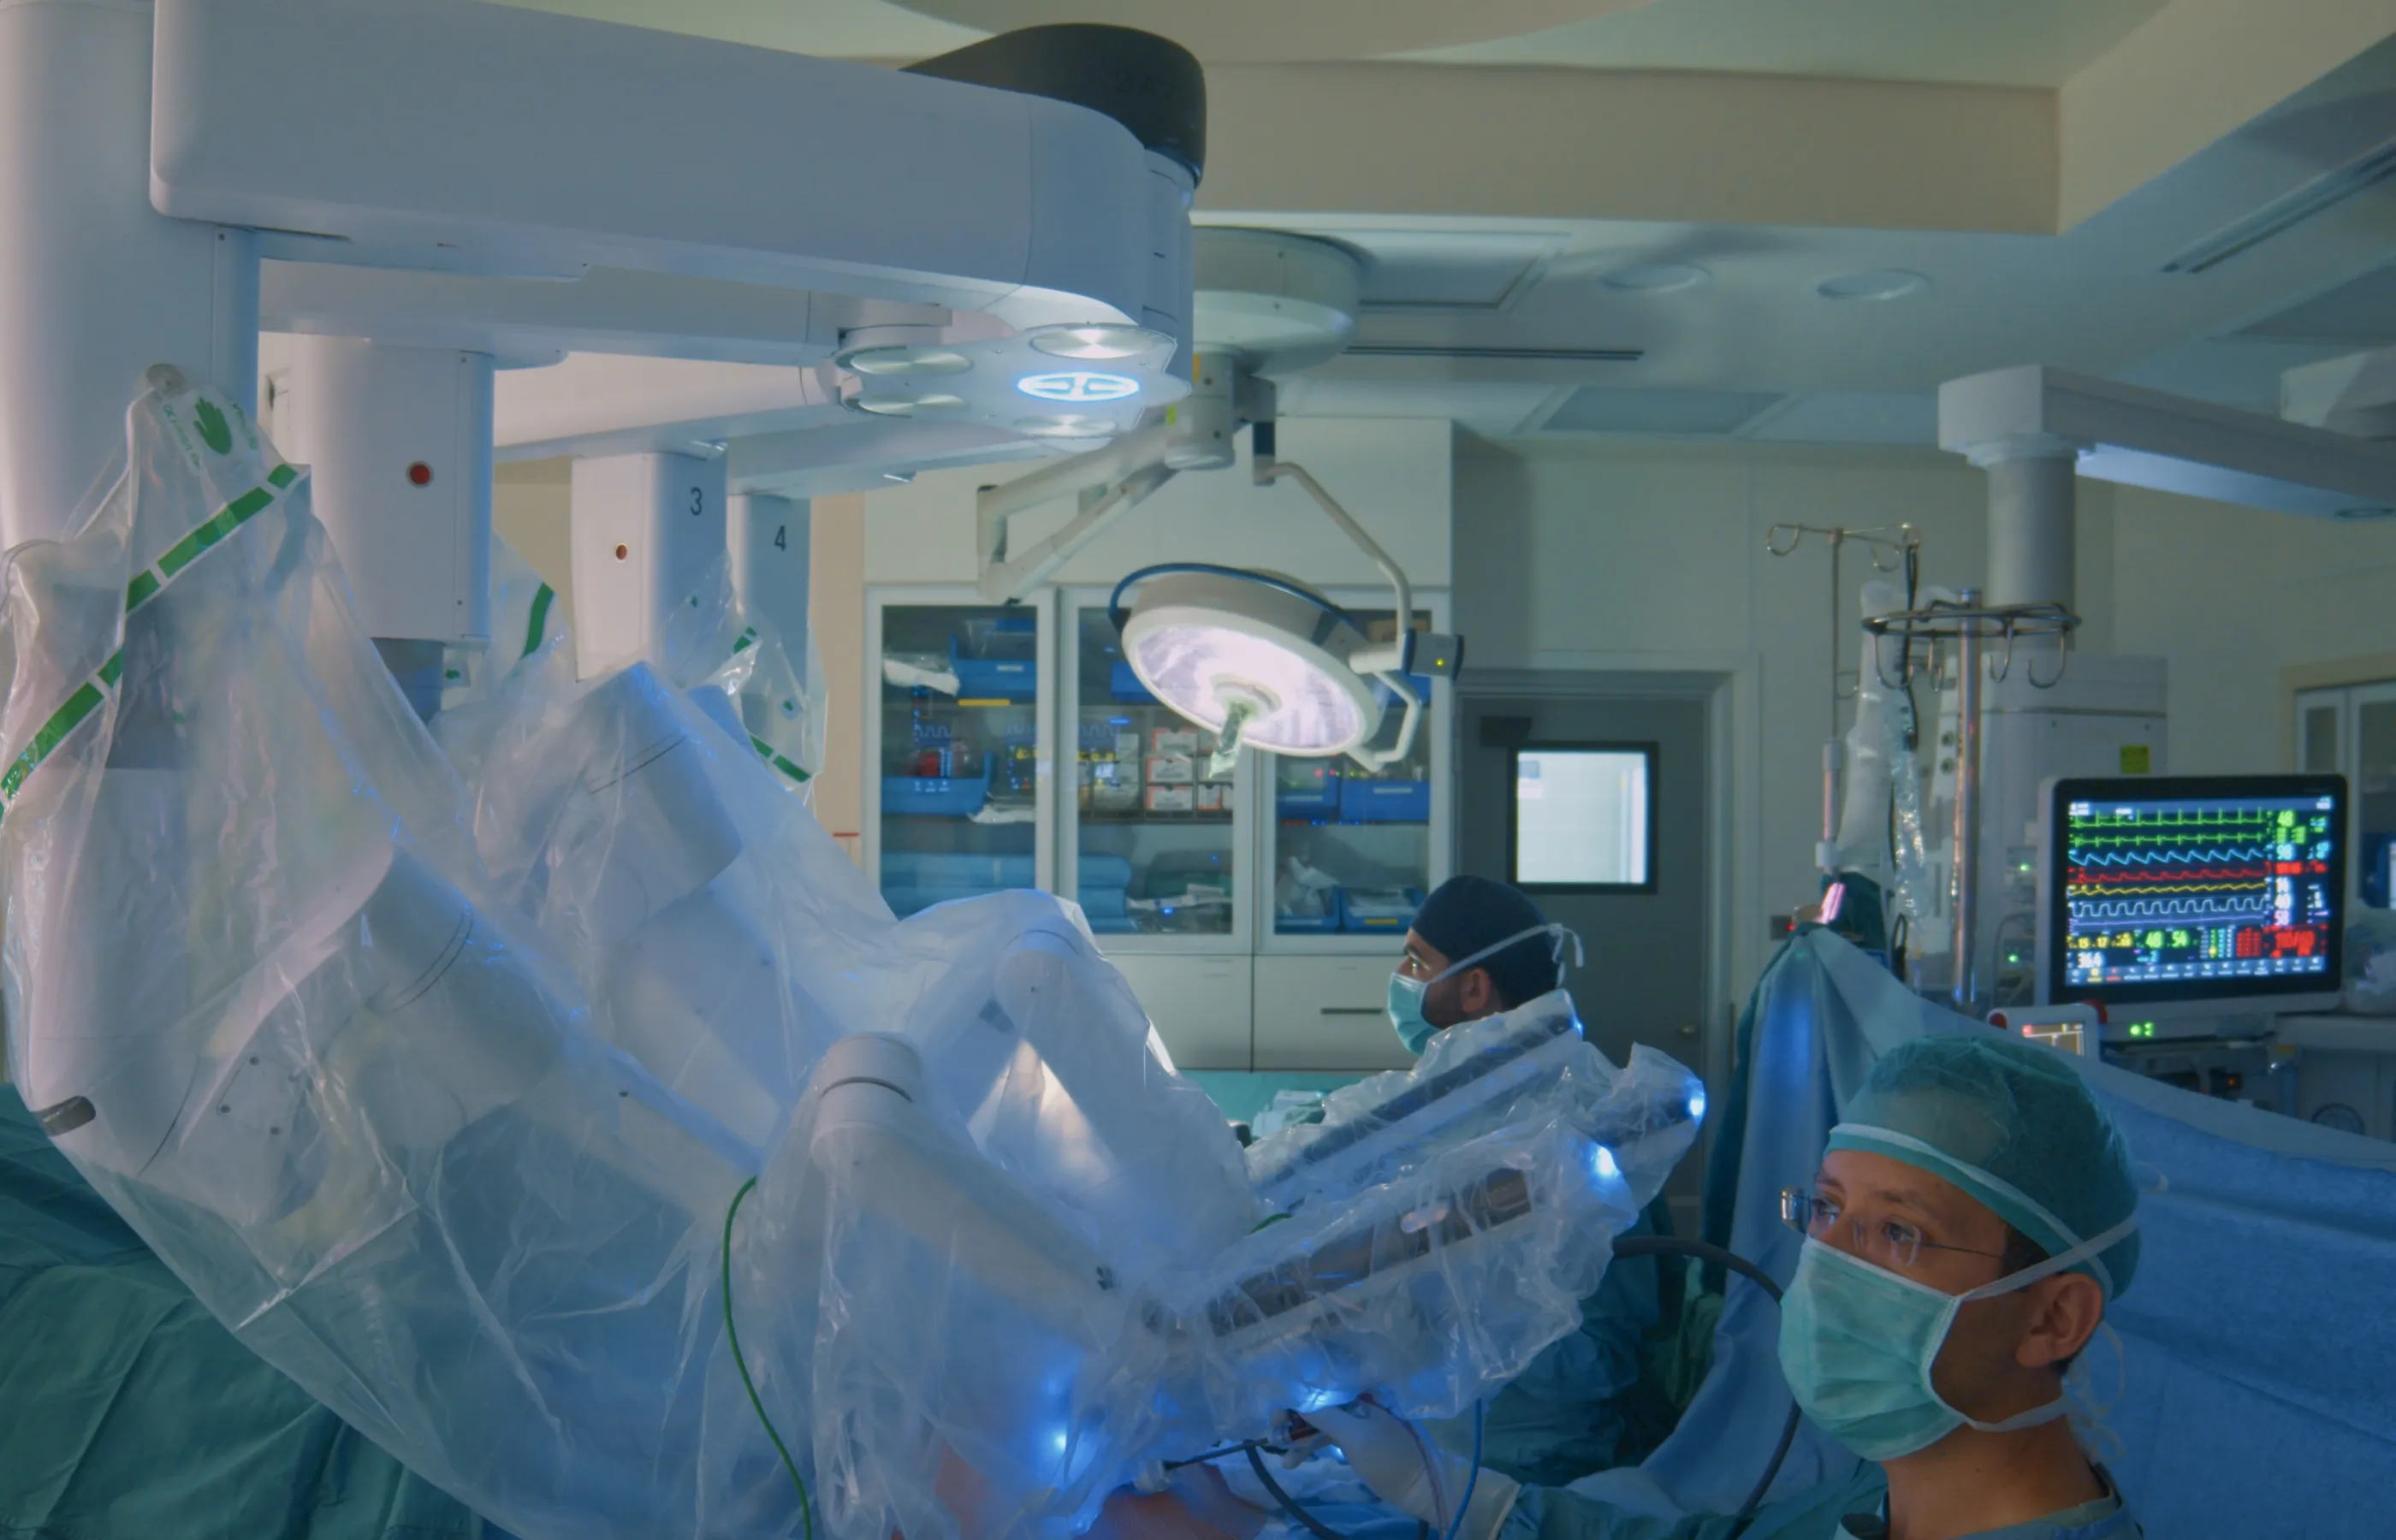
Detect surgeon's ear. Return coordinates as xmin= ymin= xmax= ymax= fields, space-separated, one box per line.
xmin=1457 ymin=967 xmax=1498 ymax=1018
xmin=2015 ymin=1271 xmax=2105 ymax=1371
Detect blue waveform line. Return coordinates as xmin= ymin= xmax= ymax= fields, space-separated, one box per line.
xmin=2068 ymin=846 xmax=2271 ymax=867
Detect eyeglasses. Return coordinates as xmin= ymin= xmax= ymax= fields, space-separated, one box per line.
xmin=1779 ymin=1187 xmax=2008 ymax=1270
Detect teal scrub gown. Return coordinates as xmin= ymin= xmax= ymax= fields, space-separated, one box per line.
xmin=1502 ymin=1466 xmax=2141 ymax=1540
xmin=0 ymin=1085 xmax=477 ymax=1539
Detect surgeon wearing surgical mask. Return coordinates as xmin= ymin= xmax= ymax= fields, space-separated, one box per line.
xmin=1303 ymin=1031 xmax=2144 ymax=1540
xmin=1380 ymin=876 xmax=1693 ymax=1488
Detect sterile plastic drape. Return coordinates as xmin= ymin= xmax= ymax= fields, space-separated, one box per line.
xmin=1 ymin=380 xmax=1705 ymax=1540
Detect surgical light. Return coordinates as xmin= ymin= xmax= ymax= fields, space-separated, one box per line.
xmin=1030 ymin=324 xmax=1174 ymax=360
xmin=1114 ymin=571 xmax=1379 ymax=757
xmin=1017 ymin=370 xmax=1142 ymax=403
xmin=838 ymin=345 xmax=973 ymax=376
xmin=1106 ymin=449 xmax=1463 ymax=770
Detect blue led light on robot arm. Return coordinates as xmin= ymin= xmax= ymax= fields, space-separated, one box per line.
xmin=1017 ymin=370 xmax=1142 ymax=402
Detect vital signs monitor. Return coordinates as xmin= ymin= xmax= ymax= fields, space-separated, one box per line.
xmin=2035 ymin=774 xmax=2349 ymax=1020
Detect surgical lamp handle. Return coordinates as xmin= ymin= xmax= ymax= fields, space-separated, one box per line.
xmin=1349 ymin=670 xmax=1422 ymax=773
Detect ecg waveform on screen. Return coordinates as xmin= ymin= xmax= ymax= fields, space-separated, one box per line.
xmin=2062 ymin=800 xmax=2335 ymax=989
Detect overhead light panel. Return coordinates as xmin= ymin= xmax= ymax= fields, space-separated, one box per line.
xmin=838 ymin=345 xmax=973 ymax=376
xmin=1816 ymin=270 xmax=1928 ymax=302
xmin=851 ymin=392 xmax=966 ymax=417
xmin=1600 ymin=264 xmax=1708 ymax=293
xmin=1029 ymin=324 xmax=1175 ymax=360
xmin=1017 ymin=414 xmax=1122 ymax=438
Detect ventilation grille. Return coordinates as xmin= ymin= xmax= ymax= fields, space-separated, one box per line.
xmin=2164 ymin=137 xmax=2396 ymax=275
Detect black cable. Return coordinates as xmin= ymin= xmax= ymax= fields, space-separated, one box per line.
xmin=1164 ymin=1442 xmax=1280 ymax=1471
xmin=1610 ymin=1236 xmax=1804 ymax=1526
xmin=1247 ymin=1442 xmax=1362 ymax=1540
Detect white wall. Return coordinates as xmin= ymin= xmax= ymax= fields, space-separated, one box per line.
xmin=1458 ymin=436 xmax=2396 ymax=1025
xmin=2109 ymin=484 xmax=2396 ymax=772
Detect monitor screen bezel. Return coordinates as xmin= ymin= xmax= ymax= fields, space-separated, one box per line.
xmin=1507 ymin=741 xmax=1660 ymax=895
xmin=2039 ymin=773 xmax=2349 ymax=1011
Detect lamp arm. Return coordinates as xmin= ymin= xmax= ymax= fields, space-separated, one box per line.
xmin=1260 ymin=461 xmax=1413 ymax=637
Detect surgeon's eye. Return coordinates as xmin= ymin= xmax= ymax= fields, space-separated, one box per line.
xmin=1877 ymin=1219 xmax=1925 ymax=1267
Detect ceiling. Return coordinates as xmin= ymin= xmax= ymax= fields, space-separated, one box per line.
xmin=501 ymin=0 xmax=2168 ymax=79
xmin=481 ymin=0 xmax=2396 ymax=457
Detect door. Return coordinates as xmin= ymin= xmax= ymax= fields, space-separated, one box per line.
xmin=1460 ymin=685 xmax=1710 ymax=1223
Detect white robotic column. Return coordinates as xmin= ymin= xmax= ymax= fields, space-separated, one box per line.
xmin=1974 ymin=435 xmax=2080 ymax=611
xmin=276 ymin=338 xmax=497 ymax=718
xmin=569 ymin=453 xmax=729 ymax=680
xmin=0 ymin=0 xmax=258 ymax=548
xmin=729 ymin=494 xmax=810 ymax=668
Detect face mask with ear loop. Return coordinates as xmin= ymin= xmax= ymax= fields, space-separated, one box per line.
xmin=1386 ymin=923 xmax=1584 ymax=1056
xmin=1776 ymin=1210 xmax=2140 ymax=1462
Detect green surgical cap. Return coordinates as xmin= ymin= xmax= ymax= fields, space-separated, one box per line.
xmin=1826 ymin=1032 xmax=2140 ymax=1299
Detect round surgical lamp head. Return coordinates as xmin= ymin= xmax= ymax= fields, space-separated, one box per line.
xmin=1114 ymin=568 xmax=1381 ymax=757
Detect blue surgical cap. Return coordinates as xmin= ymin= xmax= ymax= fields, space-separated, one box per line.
xmin=1827 ymin=1032 xmax=2140 ymax=1299
xmin=1409 ymin=875 xmax=1557 ymax=1006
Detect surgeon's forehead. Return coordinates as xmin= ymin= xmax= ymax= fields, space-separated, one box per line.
xmin=1816 ymin=1148 xmax=1994 ymax=1236
xmin=1402 ymin=929 xmax=1450 ymax=968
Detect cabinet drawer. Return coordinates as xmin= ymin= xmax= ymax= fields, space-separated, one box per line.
xmin=1253 ymin=954 xmax=1411 ymax=1072
xmin=1105 ymin=952 xmax=1253 ymax=1071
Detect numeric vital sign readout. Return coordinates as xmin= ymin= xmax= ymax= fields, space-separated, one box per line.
xmin=2062 ymin=793 xmax=2337 ymax=988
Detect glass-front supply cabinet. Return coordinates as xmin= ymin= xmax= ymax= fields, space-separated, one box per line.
xmin=1067 ymin=602 xmax=1241 ymax=939
xmin=1269 ymin=606 xmax=1439 ymax=940
xmin=2297 ymin=680 xmax=2396 ymax=907
xmin=875 ymin=599 xmax=1046 ymax=915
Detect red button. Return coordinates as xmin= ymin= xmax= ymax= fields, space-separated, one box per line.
xmin=406 ymin=462 xmax=434 ymax=487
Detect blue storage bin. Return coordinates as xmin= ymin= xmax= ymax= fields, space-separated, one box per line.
xmin=951 ymin=633 xmax=1038 ymax=701
xmin=883 ymin=777 xmax=981 ymax=820
xmin=1342 ymin=886 xmax=1423 ymax=934
xmin=1274 ymin=888 xmax=1345 ymax=934
xmin=1077 ymin=854 xmax=1136 ymax=890
xmin=1077 ymin=886 xmax=1130 ymax=920
xmin=882 ymin=762 xmax=991 ymax=817
xmin=1339 ymin=778 xmax=1431 ymax=823
xmin=1110 ymin=660 xmax=1159 ymax=704
xmin=1275 ymin=761 xmax=1342 ymax=819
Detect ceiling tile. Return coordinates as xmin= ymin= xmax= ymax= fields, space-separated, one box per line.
xmin=1342 ymin=230 xmax=1563 ymax=311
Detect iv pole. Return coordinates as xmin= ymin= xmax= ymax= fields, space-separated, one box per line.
xmin=1764 ymin=524 xmax=1920 ymax=872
